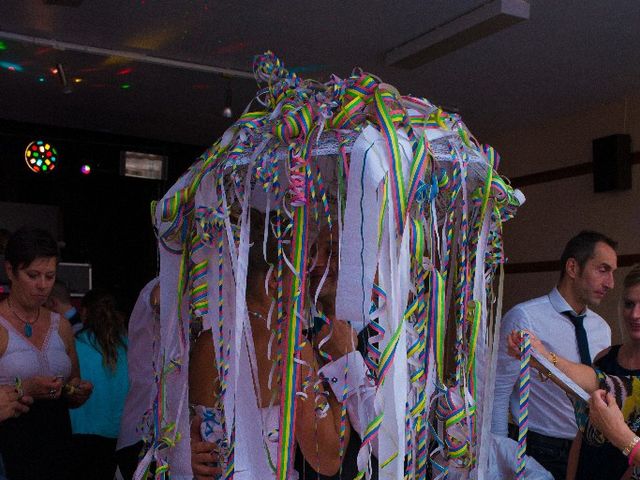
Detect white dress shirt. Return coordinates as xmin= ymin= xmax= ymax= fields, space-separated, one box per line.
xmin=491 ymin=287 xmax=611 ymax=439
xmin=116 ymin=278 xmax=159 ymax=451
xmin=318 ymin=351 xmax=378 ymax=453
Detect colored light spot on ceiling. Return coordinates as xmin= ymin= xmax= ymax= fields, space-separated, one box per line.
xmin=0 ymin=61 xmax=23 ymax=72
xmin=117 ymin=67 xmax=133 ymax=75
xmin=50 ymin=67 xmax=59 ymax=75
xmin=38 ymin=76 xmax=46 ymax=83
xmin=120 ymin=83 xmax=131 ymax=89
xmin=73 ymin=77 xmax=83 ymax=84
xmin=125 ymin=29 xmax=178 ymax=50
xmin=0 ymin=41 xmax=7 ymax=51
xmin=102 ymin=56 xmax=129 ymax=67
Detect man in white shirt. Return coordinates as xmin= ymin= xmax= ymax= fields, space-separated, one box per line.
xmin=492 ymin=231 xmax=617 ymax=479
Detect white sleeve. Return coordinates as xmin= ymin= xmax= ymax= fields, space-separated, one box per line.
xmin=318 ymin=351 xmax=377 ymax=446
xmin=491 ymin=306 xmax=530 ymax=437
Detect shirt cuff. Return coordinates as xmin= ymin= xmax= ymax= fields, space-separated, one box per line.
xmin=318 ymin=351 xmax=374 ymax=400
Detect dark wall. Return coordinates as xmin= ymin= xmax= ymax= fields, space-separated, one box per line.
xmin=0 ymin=119 xmax=204 ymax=314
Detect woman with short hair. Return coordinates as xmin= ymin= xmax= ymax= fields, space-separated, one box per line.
xmin=0 ymin=226 xmax=92 ymax=479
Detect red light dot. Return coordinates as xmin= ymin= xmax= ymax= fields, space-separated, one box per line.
xmin=117 ymin=67 xmax=133 ymax=75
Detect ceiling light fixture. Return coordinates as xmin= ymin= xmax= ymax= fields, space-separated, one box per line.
xmin=385 ymin=0 xmax=530 ymax=68
xmin=222 ymin=83 xmax=233 ymax=118
xmin=25 ymin=140 xmax=58 ymax=173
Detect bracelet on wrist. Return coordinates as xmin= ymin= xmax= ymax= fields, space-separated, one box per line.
xmin=627 ymin=436 xmax=640 ymax=466
xmin=549 ymin=352 xmax=558 ymax=367
xmin=622 ymin=435 xmax=640 ymax=457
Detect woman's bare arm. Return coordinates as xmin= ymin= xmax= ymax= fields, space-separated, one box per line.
xmin=295 ymin=342 xmax=349 ymax=476
xmin=189 ymin=330 xmax=219 ymax=407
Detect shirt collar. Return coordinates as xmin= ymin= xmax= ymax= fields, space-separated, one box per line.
xmin=548 ymin=287 xmax=586 ymax=316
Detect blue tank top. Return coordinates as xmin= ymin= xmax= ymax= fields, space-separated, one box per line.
xmin=69 ymin=330 xmax=129 ymax=438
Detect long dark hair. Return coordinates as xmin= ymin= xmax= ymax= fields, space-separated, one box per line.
xmin=79 ymin=289 xmax=127 ymax=370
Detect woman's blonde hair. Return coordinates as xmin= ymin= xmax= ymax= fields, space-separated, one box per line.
xmin=624 ymin=264 xmax=640 ymax=290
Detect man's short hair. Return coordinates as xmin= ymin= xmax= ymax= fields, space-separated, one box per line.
xmin=50 ymin=279 xmax=71 ymax=303
xmin=559 ymin=230 xmax=617 ymax=279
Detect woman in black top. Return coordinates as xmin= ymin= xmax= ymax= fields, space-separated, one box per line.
xmin=568 ymin=264 xmax=640 ymax=480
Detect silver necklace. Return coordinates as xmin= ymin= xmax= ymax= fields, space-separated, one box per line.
xmin=7 ymin=298 xmax=39 ymax=338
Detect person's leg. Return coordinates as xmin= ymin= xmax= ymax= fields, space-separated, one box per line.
xmin=525 ymin=433 xmax=570 ymax=480
xmin=71 ymin=434 xmax=117 ymax=480
xmin=115 ymin=441 xmax=144 ymax=480
xmin=509 ymin=424 xmax=570 ymax=480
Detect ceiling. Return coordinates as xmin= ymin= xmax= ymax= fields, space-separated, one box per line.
xmin=0 ymin=0 xmax=639 ymax=149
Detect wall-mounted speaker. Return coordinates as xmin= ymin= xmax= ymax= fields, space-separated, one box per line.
xmin=592 ymin=134 xmax=632 ymax=192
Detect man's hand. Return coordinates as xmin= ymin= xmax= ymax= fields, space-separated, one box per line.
xmin=507 ymin=330 xmax=548 ymax=359
xmin=191 ymin=415 xmax=222 ymax=479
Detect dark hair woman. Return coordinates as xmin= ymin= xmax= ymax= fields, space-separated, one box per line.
xmin=70 ymin=289 xmax=129 ymax=480
xmin=0 ymin=226 xmax=93 ymax=480
xmin=189 ymin=211 xmax=351 ymax=479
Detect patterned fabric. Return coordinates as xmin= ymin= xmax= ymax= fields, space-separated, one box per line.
xmin=195 ymin=404 xmax=297 ymax=479
xmin=574 ymin=369 xmax=640 ymax=479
